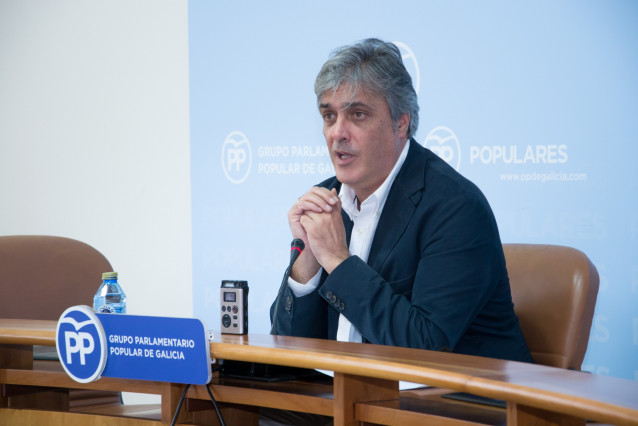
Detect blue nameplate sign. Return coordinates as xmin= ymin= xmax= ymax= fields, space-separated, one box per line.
xmin=56 ymin=306 xmax=212 ymax=385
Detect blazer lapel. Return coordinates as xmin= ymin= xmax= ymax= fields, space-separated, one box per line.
xmin=343 ymin=210 xmax=353 ymax=244
xmin=367 ymin=139 xmax=426 ymax=272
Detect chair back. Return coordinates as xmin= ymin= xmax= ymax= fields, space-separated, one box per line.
xmin=0 ymin=235 xmax=112 ymax=320
xmin=504 ymin=243 xmax=599 ymax=370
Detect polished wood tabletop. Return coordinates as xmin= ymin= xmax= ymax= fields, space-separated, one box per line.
xmin=2 ymin=318 xmax=638 ymax=425
xmin=212 ymin=332 xmax=638 ymax=424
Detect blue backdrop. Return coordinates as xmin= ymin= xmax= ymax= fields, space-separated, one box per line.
xmin=188 ymin=0 xmax=638 ymax=381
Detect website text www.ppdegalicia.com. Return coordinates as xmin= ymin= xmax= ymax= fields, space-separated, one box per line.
xmin=499 ymin=171 xmax=587 ymax=183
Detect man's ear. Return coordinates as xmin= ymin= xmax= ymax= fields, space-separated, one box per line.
xmin=397 ymin=113 xmax=410 ymax=138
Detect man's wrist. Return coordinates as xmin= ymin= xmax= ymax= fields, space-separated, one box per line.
xmin=287 ymin=269 xmax=322 ymax=297
xmin=290 ymin=256 xmax=321 ymax=284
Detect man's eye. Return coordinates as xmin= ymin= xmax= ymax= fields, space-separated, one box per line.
xmin=323 ymin=112 xmax=335 ymax=121
xmin=353 ymin=111 xmax=366 ymax=119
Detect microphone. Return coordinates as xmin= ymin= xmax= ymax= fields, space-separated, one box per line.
xmin=270 ymin=239 xmax=305 ymax=334
xmin=289 ymin=238 xmax=305 ymax=268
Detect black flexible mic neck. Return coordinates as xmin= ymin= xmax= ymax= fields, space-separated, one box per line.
xmin=270 ymin=239 xmax=305 ymax=334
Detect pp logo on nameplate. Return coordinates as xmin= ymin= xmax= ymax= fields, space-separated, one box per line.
xmin=56 ymin=305 xmax=107 ymax=383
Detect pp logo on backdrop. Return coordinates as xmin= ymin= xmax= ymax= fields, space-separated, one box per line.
xmin=423 ymin=126 xmax=462 ymax=171
xmin=393 ymin=41 xmax=420 ymax=94
xmin=56 ymin=306 xmax=107 ymax=383
xmin=222 ymin=131 xmax=252 ymax=184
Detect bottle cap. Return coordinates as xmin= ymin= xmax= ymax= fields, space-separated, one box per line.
xmin=102 ymin=271 xmax=118 ymax=279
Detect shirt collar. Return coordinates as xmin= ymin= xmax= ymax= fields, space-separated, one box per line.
xmin=340 ymin=140 xmax=410 ymax=218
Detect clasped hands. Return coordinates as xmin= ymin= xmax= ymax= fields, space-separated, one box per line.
xmin=287 ymin=187 xmax=350 ymax=283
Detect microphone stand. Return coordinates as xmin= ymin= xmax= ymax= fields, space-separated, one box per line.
xmin=270 ymin=239 xmax=304 ymax=334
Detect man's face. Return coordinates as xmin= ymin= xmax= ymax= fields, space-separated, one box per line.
xmin=319 ymin=85 xmax=409 ymax=202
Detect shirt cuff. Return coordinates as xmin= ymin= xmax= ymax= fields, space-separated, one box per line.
xmin=287 ymin=268 xmax=322 ymax=298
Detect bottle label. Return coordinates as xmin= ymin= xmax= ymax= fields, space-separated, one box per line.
xmin=96 ymin=305 xmax=116 ymax=314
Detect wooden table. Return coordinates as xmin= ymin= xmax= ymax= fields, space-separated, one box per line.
xmin=1 ymin=319 xmax=637 ymax=425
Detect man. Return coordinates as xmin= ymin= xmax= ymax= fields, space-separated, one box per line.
xmin=270 ymin=38 xmax=533 ymax=363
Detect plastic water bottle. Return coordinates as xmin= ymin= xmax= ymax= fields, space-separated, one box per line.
xmin=93 ymin=272 xmax=127 ymax=314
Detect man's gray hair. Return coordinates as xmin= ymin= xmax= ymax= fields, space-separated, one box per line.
xmin=314 ymin=38 xmax=419 ymax=139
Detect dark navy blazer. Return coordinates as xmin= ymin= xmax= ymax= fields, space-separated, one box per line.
xmin=271 ymin=139 xmax=533 ymax=363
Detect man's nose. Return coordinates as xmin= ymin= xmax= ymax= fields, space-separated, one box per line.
xmin=329 ymin=115 xmax=350 ymax=142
